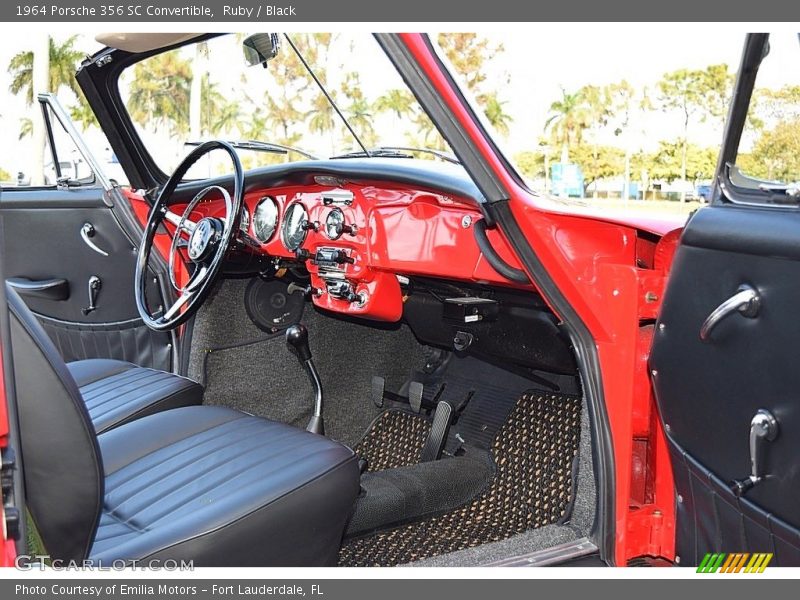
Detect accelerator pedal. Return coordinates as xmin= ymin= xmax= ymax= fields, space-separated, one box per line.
xmin=420 ymin=401 xmax=454 ymax=462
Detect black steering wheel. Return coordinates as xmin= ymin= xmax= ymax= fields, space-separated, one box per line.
xmin=135 ymin=141 xmax=244 ymax=331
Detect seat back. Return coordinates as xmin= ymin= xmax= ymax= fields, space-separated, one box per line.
xmin=6 ymin=284 xmax=103 ymax=560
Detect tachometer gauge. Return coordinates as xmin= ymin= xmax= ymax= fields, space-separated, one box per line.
xmin=281 ymin=202 xmax=309 ymax=251
xmin=253 ymin=196 xmax=279 ymax=243
xmin=325 ymin=208 xmax=345 ymax=240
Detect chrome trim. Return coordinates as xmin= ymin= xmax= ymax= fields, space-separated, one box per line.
xmin=252 ymin=196 xmax=279 ymax=243
xmin=700 ymin=284 xmax=760 ymax=342
xmin=481 ymin=537 xmax=599 ymax=567
xmin=321 ymin=189 xmax=354 ymax=206
xmin=37 ymin=93 xmax=112 ymax=192
xmin=749 ymin=409 xmax=779 ymax=481
xmin=281 ymin=202 xmax=309 ymax=251
xmin=80 ymin=223 xmax=109 ymax=256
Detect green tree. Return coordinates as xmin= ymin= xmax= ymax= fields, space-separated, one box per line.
xmin=545 ymin=88 xmax=590 ymax=163
xmin=437 ymin=33 xmax=512 ymax=139
xmin=8 ymin=35 xmax=84 ymax=105
xmin=698 ymin=64 xmax=734 ymax=127
xmin=636 ymin=140 xmax=718 ymax=183
xmin=741 ymin=119 xmax=800 ymax=182
xmin=341 ymin=72 xmax=377 ymax=147
xmin=199 ymin=75 xmax=241 ymax=137
xmin=481 ymin=92 xmax=513 ymax=136
xmin=513 ymin=150 xmax=546 ymax=180
xmin=571 ymin=144 xmax=626 ymax=192
xmin=127 ymin=51 xmax=192 ymax=135
xmin=657 ymin=68 xmax=706 ymax=200
xmin=374 ymin=88 xmax=415 ymax=120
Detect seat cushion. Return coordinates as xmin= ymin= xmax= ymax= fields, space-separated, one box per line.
xmin=67 ymin=359 xmax=203 ymax=434
xmin=90 ymin=406 xmax=360 ymax=566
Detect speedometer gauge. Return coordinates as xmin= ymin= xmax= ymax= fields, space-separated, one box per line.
xmin=253 ymin=196 xmax=279 ymax=243
xmin=281 ymin=202 xmax=308 ymax=251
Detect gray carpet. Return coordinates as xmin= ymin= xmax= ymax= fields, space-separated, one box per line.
xmin=188 ymin=278 xmax=426 ymax=446
xmin=188 ymin=278 xmax=596 ymax=565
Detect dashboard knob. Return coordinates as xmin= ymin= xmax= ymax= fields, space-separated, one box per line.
xmin=338 ymin=223 xmax=357 ymax=236
xmin=333 ymin=250 xmax=355 ymax=265
xmin=301 ymin=220 xmax=319 ymax=232
xmin=295 ymin=248 xmax=312 ymax=261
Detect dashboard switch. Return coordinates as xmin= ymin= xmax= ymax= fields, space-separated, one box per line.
xmin=326 ymin=280 xmax=360 ymax=303
xmin=316 ymin=248 xmax=355 ymax=266
xmin=295 ymin=248 xmax=312 ymax=261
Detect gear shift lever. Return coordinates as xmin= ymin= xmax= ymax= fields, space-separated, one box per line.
xmin=285 ymin=324 xmax=324 ymax=435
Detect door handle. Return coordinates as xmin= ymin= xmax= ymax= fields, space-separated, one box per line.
xmin=700 ymin=284 xmax=760 ymax=342
xmin=730 ymin=409 xmax=779 ymax=497
xmin=6 ymin=277 xmax=69 ymax=301
xmin=80 ymin=222 xmax=109 ymax=257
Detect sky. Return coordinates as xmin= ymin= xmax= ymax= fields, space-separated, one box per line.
xmin=0 ymin=27 xmax=797 ymax=184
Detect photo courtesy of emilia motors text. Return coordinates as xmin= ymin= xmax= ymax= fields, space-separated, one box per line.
xmin=0 ymin=0 xmax=799 ymax=596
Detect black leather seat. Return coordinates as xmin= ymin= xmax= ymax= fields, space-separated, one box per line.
xmin=6 ymin=285 xmax=360 ymax=566
xmin=66 ymin=359 xmax=203 ymax=434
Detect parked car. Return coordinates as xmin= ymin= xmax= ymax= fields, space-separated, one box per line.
xmin=0 ymin=32 xmax=796 ymax=569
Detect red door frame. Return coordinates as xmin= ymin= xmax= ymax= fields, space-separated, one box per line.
xmin=396 ymin=33 xmax=676 ymax=565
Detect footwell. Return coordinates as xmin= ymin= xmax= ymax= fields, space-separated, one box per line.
xmin=339 ymin=390 xmax=582 ymax=566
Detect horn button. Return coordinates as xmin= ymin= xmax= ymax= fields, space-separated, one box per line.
xmin=188 ymin=217 xmax=223 ymax=262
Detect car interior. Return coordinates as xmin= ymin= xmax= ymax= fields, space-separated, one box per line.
xmin=0 ymin=32 xmax=600 ymax=567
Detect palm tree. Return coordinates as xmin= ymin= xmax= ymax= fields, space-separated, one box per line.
xmin=199 ymin=75 xmax=241 ymax=137
xmin=8 ymin=35 xmax=84 ymax=105
xmin=544 ymin=88 xmax=591 ymax=163
xmin=308 ymin=92 xmax=337 ymax=154
xmin=374 ymin=89 xmax=415 ymax=119
xmin=127 ymin=51 xmax=192 ymax=136
xmin=69 ymin=96 xmax=98 ymax=131
xmin=18 ymin=117 xmax=33 ymax=140
xmin=480 ymin=92 xmax=512 ymax=137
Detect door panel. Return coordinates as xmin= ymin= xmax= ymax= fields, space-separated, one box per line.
xmin=651 ymin=205 xmax=800 ymax=566
xmin=0 ymin=186 xmax=172 ymax=371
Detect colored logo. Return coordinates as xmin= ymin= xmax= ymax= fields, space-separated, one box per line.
xmin=697 ymin=553 xmax=772 ymax=573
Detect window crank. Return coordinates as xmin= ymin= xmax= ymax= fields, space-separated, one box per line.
xmin=81 ymin=276 xmax=102 ymax=315
xmin=730 ymin=409 xmax=779 ymax=497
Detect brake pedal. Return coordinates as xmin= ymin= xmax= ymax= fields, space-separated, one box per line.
xmin=420 ymin=401 xmax=453 ymax=462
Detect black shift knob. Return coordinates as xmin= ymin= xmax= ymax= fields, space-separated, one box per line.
xmin=285 ymin=323 xmax=312 ymax=362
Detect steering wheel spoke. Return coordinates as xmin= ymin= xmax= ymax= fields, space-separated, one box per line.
xmin=164 ymin=208 xmax=197 ymax=236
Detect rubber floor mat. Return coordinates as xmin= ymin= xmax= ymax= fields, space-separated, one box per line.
xmin=339 ymin=391 xmax=582 ymax=566
xmin=355 ymin=410 xmax=431 ymax=472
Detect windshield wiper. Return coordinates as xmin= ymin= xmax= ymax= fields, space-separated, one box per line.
xmin=332 ymin=146 xmax=460 ymax=164
xmin=185 ymin=139 xmax=319 ymax=160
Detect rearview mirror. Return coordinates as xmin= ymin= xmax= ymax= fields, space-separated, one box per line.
xmin=243 ymin=33 xmax=280 ymax=67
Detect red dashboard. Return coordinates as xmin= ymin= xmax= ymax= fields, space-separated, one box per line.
xmin=133 ymin=181 xmax=530 ymax=322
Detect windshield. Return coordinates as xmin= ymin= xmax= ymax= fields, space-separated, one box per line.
xmin=430 ymin=31 xmax=749 ymax=218
xmin=118 ymin=33 xmax=453 ymax=178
